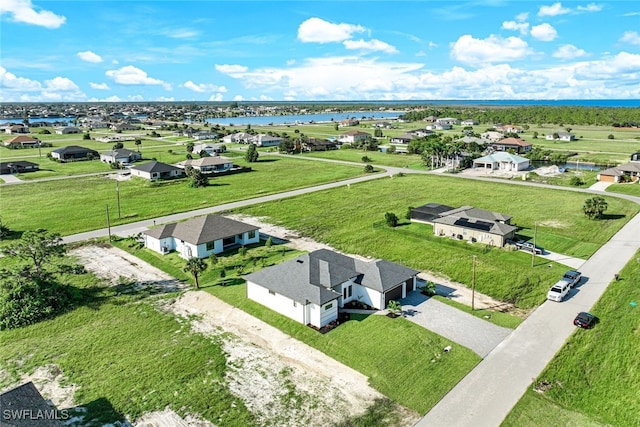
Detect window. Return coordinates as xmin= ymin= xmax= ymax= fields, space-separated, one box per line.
xmin=343 ymin=285 xmax=353 ymax=299
xmin=325 ymin=303 xmax=333 ymax=311
xmin=247 ymin=230 xmax=256 ymax=239
xmin=206 ymin=241 xmax=215 ymax=251
xmin=348 ymin=285 xmax=352 ymax=298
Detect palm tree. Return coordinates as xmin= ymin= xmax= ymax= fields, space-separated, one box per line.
xmin=183 ymin=257 xmax=207 ymax=289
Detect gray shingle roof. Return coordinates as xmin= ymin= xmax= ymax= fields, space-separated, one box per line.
xmin=244 ymin=249 xmax=418 ymax=305
xmin=144 ymin=215 xmax=258 ymax=245
xmin=0 ymin=382 xmax=63 ymax=427
xmin=131 ymin=161 xmax=181 ymax=173
xmin=440 ymin=206 xmax=512 ymax=223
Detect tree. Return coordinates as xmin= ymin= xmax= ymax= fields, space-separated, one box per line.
xmin=112 ymin=142 xmax=124 ymax=150
xmin=265 ymin=236 xmax=273 ymax=248
xmin=364 ymin=164 xmax=374 ymax=173
xmin=2 ymin=229 xmax=65 ymax=279
xmin=608 ymin=134 xmax=615 ymax=139
xmin=83 ymin=132 xmax=91 ymax=140
xmin=374 ymin=128 xmax=383 ymax=138
xmin=183 ymin=257 xmax=207 ymax=289
xmin=208 ymin=253 xmax=218 ymax=269
xmin=245 ymin=143 xmax=259 ymax=163
xmin=583 ymin=196 xmax=608 ymax=219
xmin=384 ymin=212 xmax=399 ymax=227
xmin=135 ymin=138 xmax=142 ymax=152
xmin=185 ymin=165 xmax=209 ymax=188
xmin=186 ymin=142 xmax=195 ymax=153
xmin=238 ymin=246 xmax=247 ymax=259
xmin=405 ymin=206 xmax=414 ymax=220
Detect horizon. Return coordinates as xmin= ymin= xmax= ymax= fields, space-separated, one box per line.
xmin=2 ymin=0 xmax=640 ymax=102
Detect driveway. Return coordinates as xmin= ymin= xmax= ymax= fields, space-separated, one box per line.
xmin=400 ymin=291 xmax=513 ymax=358
xmin=0 ymin=174 xmax=23 ymax=183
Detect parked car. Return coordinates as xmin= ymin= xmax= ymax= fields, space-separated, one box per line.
xmin=574 ymin=312 xmax=597 ymax=329
xmin=562 ymin=270 xmax=582 ymax=288
xmin=547 ymin=280 xmax=571 ymax=302
xmin=520 ymin=241 xmax=543 ymax=255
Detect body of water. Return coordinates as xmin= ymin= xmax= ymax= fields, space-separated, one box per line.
xmin=203 ymin=111 xmax=401 ymax=126
xmin=532 ymin=160 xmax=606 ymax=171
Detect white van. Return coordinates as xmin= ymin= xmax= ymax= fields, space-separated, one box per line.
xmin=547 ymin=280 xmax=571 ymax=302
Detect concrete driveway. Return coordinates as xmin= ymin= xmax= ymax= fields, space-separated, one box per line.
xmin=400 ymin=291 xmax=513 ymax=358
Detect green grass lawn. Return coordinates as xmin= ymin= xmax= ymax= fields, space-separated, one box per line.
xmin=235 ymin=174 xmax=639 ymax=308
xmin=0 ymin=156 xmax=366 ymax=236
xmin=607 ymin=182 xmax=640 ymax=197
xmin=298 ymin=149 xmax=426 ymax=169
xmin=503 ymin=250 xmax=640 ymax=427
xmin=111 ymin=239 xmax=481 ymax=415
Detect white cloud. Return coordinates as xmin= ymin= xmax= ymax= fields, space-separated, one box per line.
xmin=620 ymin=31 xmax=640 ymax=45
xmin=297 ymin=17 xmax=365 ymax=43
xmin=0 ymin=67 xmax=86 ymax=101
xmin=343 ymin=39 xmax=398 ymax=54
xmin=208 ymin=93 xmax=224 ymax=101
xmin=233 ymin=95 xmax=244 ymax=101
xmin=531 ymin=23 xmax=557 ymax=41
xmin=163 ymin=28 xmax=199 ymax=39
xmin=538 ymin=2 xmax=570 ymax=17
xmin=577 ymin=3 xmax=602 ymax=12
xmin=502 ymin=20 xmax=529 ymax=35
xmin=553 ymin=44 xmax=587 ymax=59
xmin=45 ymin=77 xmax=79 ymax=91
xmin=105 ymin=65 xmax=171 ymax=90
xmin=155 ymin=96 xmax=174 ymax=102
xmin=0 ymin=66 xmax=42 ymax=91
xmin=215 ymin=64 xmax=248 ymax=75
xmin=450 ymin=35 xmax=532 ymax=65
xmin=89 ymin=82 xmax=110 ymax=90
xmin=516 ymin=12 xmax=529 ymax=22
xmin=428 ymin=41 xmax=438 ymax=49
xmin=183 ymin=81 xmax=227 ymax=93
xmin=0 ymin=0 xmax=66 ymax=29
xmin=77 ymin=51 xmax=103 ymax=63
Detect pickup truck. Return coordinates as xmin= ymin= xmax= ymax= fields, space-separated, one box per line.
xmin=561 ymin=270 xmax=582 ymax=288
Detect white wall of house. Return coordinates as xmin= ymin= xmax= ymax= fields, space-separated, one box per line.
xmin=352 ymin=285 xmax=384 ymax=310
xmin=144 ymin=235 xmax=175 ymax=254
xmin=131 ymin=169 xmax=152 ymax=180
xmin=434 ymin=224 xmax=509 ymax=246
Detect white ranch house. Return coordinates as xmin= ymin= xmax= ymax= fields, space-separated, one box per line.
xmin=473 ymin=152 xmax=530 ymax=172
xmin=244 ymin=249 xmax=418 ymax=329
xmin=143 ymin=214 xmax=260 ymax=259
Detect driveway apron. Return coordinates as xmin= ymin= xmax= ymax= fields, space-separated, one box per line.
xmin=401 ymin=292 xmax=513 ymax=358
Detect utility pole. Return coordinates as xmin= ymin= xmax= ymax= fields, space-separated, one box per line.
xmin=472 ymin=255 xmax=477 ymax=311
xmin=531 ymin=221 xmax=538 ymax=267
xmin=106 ymin=205 xmax=111 ymax=241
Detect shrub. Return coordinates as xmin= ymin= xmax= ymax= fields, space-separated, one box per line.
xmin=384 ymin=212 xmax=399 ymax=227
xmin=608 ymin=134 xmax=615 ymax=139
xmin=569 ymin=175 xmax=584 ymax=186
xmin=421 ymin=281 xmax=437 ymax=296
xmin=364 ymin=164 xmax=374 ymax=173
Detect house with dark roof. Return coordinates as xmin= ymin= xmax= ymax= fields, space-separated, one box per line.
xmin=143 ymin=214 xmax=260 ymax=259
xmin=244 ymin=249 xmax=418 ymax=328
xmin=490 ymin=137 xmax=532 ymax=154
xmin=99 ymin=148 xmax=142 ymax=165
xmin=0 ymin=382 xmax=64 ymax=426
xmin=130 ymin=161 xmax=184 ymax=180
xmin=4 ymin=124 xmax=29 ymax=134
xmin=4 ymin=135 xmax=41 ymax=148
xmin=177 ymin=156 xmax=234 ymax=174
xmin=50 ymin=146 xmax=99 ymax=162
xmin=0 ymin=161 xmax=40 ymax=174
xmin=411 ymin=203 xmax=517 ymax=247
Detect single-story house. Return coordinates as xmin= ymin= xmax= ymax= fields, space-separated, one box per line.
xmin=244 ymin=249 xmax=419 ymax=328
xmin=491 ymin=137 xmax=532 ymax=154
xmin=3 ymin=135 xmax=41 ymax=148
xmin=130 ymin=160 xmax=184 ymax=180
xmin=496 ymin=125 xmax=524 ymax=134
xmin=193 ymin=130 xmax=218 ymax=140
xmin=192 ymin=143 xmax=225 ymax=156
xmin=410 ymin=203 xmax=456 ymax=223
xmin=597 ymin=161 xmax=640 ymax=183
xmin=426 ymin=123 xmax=452 ymax=131
xmin=390 ymin=133 xmax=414 ymax=144
xmin=338 ymin=130 xmax=371 ymax=144
xmin=301 ymin=138 xmax=338 ymax=152
xmin=111 ymin=123 xmax=138 ymax=131
xmin=462 ymin=119 xmax=479 ymax=126
xmin=0 ymin=382 xmax=64 ymax=427
xmin=143 ymin=214 xmax=260 ymax=259
xmin=55 ymin=126 xmax=81 ymax=134
xmin=473 ymin=152 xmax=530 ymax=171
xmin=178 ymin=156 xmax=234 ymax=173
xmin=545 ymin=132 xmax=576 ymax=141
xmin=0 ymin=160 xmax=40 ymax=174
xmin=222 ymin=132 xmax=253 ymax=144
xmin=4 ymin=124 xmax=29 ymax=134
xmin=457 ymin=136 xmax=487 ymax=147
xmin=339 ymin=118 xmax=359 ymax=127
xmin=436 ymin=117 xmax=460 ymax=126
xmin=428 ymin=205 xmax=517 ymax=247
xmin=253 ymin=134 xmax=283 ymax=147
xmin=100 ymin=148 xmax=142 ymax=165
xmin=50 ymin=146 xmax=99 ymax=162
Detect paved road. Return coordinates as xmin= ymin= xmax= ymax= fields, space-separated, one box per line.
xmin=400 ymin=292 xmax=513 ymax=358
xmin=416 ymin=210 xmax=640 ymax=427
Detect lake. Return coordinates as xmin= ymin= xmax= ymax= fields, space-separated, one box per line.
xmin=202 ymin=111 xmax=402 ymax=126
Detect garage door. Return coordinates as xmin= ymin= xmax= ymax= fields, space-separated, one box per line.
xmin=385 ymin=284 xmax=403 ymax=306
xmin=598 ymin=175 xmax=616 ymax=183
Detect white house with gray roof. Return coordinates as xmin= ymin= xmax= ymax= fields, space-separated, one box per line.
xmin=244 ymin=249 xmax=418 ymax=328
xmin=473 ymin=152 xmax=530 ymax=172
xmin=143 ymin=214 xmax=260 ymax=259
xmin=130 ymin=160 xmax=184 ymax=180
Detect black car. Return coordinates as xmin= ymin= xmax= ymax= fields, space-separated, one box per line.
xmin=573 ymin=312 xmax=597 ymax=329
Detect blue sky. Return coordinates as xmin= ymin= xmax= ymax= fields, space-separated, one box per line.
xmin=1 ymin=0 xmax=639 ymax=102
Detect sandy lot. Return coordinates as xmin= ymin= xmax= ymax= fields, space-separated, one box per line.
xmin=66 ymin=244 xmax=418 ymax=426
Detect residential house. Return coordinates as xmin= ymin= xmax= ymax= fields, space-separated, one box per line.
xmin=193 ymin=130 xmax=218 ymax=140
xmin=130 ymin=161 xmax=184 ymax=180
xmin=192 ymin=143 xmax=225 ymax=156
xmin=0 ymin=382 xmax=64 ymax=427
xmin=496 ymin=125 xmax=524 ymax=134
xmin=301 ymin=138 xmax=338 ymax=152
xmin=253 ymin=134 xmax=283 ymax=147
xmin=411 ymin=203 xmax=517 ymax=247
xmin=3 ymin=135 xmax=41 ymax=148
xmin=99 ymin=148 xmax=142 ymax=165
xmin=0 ymin=161 xmax=40 ymax=174
xmin=457 ymin=136 xmax=487 ymax=148
xmin=50 ymin=146 xmax=99 ymax=162
xmin=143 ymin=214 xmax=260 ymax=259
xmin=473 ymin=152 xmax=530 ymax=172
xmin=110 ymin=123 xmax=138 ymax=132
xmin=339 ymin=118 xmax=360 ymax=127
xmin=222 ymin=132 xmax=253 ymax=144
xmin=4 ymin=124 xmax=29 ymax=134
xmin=244 ymin=249 xmax=418 ymax=328
xmin=390 ymin=133 xmax=415 ymax=144
xmin=178 ymin=156 xmax=234 ymax=174
xmin=55 ymin=126 xmax=81 ymax=134
xmin=597 ymin=153 xmax=640 ymax=183
xmin=491 ymin=137 xmax=532 ymax=154
xmin=426 ymin=123 xmax=452 ymax=131
xmin=545 ymin=132 xmax=576 ymax=141
xmin=436 ymin=117 xmax=460 ymax=126
xmin=462 ymin=119 xmax=479 ymax=126
xmin=338 ymin=130 xmax=371 ymax=144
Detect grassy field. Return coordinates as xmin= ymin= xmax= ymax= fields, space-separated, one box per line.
xmin=607 ymin=182 xmax=640 ymax=197
xmin=111 ymin=239 xmax=481 ymax=415
xmin=431 ymin=296 xmax=524 ymax=329
xmin=503 ymin=250 xmax=640 ymax=426
xmin=0 ymin=262 xmax=256 ymax=426
xmin=234 ymin=174 xmax=639 ymax=308
xmin=0 ymin=156 xmax=366 ymax=236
